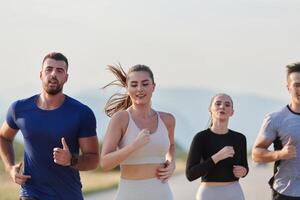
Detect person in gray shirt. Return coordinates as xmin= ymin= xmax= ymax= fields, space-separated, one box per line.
xmin=252 ymin=62 xmax=300 ymax=200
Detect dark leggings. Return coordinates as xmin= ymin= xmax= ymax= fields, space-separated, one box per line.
xmin=272 ymin=190 xmax=300 ymax=200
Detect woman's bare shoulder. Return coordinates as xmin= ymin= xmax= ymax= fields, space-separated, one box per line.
xmin=158 ymin=111 xmax=175 ymax=127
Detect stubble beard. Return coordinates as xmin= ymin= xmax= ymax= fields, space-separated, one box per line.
xmin=44 ymin=84 xmax=63 ymax=95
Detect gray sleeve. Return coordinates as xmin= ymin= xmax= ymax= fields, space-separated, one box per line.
xmin=258 ymin=114 xmax=277 ymax=142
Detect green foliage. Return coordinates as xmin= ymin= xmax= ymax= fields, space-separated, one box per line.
xmin=14 ymin=140 xmax=24 ymax=161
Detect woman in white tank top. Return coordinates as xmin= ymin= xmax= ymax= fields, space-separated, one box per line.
xmin=100 ymin=64 xmax=176 ymax=200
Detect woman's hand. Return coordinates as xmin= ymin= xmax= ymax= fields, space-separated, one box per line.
xmin=131 ymin=129 xmax=151 ymax=150
xmin=233 ymin=165 xmax=247 ymax=178
xmin=156 ymin=160 xmax=176 ymax=183
xmin=211 ymin=146 xmax=235 ymax=164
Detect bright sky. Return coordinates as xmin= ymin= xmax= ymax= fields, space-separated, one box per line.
xmin=1 ymin=0 xmax=300 ymax=101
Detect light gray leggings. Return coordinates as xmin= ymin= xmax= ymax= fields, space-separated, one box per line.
xmin=196 ymin=182 xmax=245 ymax=200
xmin=115 ymin=178 xmax=173 ymax=200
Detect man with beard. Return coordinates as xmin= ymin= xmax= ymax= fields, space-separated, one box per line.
xmin=0 ymin=52 xmax=99 ymax=200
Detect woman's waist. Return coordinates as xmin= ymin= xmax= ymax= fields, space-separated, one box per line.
xmin=202 ymin=173 xmax=239 ymax=182
xmin=201 ymin=181 xmax=238 ymax=187
xmin=120 ymin=163 xmax=165 ymax=180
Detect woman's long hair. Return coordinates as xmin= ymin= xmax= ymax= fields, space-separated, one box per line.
xmin=103 ymin=63 xmax=154 ymax=117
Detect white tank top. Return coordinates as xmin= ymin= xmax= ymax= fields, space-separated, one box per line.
xmin=119 ymin=110 xmax=170 ymax=165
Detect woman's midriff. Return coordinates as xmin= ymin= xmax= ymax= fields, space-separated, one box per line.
xmin=201 ymin=181 xmax=237 ymax=186
xmin=120 ymin=163 xmax=164 ymax=180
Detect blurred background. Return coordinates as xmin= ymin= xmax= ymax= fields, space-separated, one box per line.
xmin=1 ymin=0 xmax=299 ymax=199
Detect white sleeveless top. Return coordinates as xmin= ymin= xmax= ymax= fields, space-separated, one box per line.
xmin=119 ymin=110 xmax=170 ymax=165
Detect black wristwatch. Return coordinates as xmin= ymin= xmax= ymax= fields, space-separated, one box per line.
xmin=70 ymin=154 xmax=79 ymax=167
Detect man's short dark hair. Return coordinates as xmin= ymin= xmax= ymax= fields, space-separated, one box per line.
xmin=286 ymin=62 xmax=300 ymax=81
xmin=42 ymin=52 xmax=68 ymax=70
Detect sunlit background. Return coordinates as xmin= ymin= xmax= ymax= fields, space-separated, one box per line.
xmin=1 ymin=0 xmax=300 ymax=149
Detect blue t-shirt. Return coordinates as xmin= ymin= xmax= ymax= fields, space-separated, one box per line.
xmin=6 ymin=95 xmax=97 ymax=200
